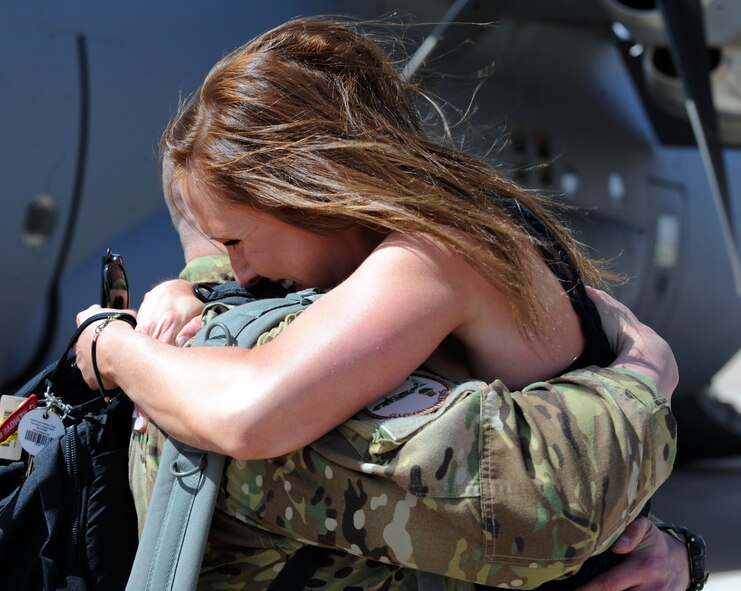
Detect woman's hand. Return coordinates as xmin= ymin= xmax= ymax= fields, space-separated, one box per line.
xmin=73 ymin=305 xmax=137 ymax=391
xmin=136 ymin=279 xmax=205 ymax=345
xmin=577 ymin=517 xmax=690 ymax=591
xmin=588 ymin=288 xmax=679 ymax=401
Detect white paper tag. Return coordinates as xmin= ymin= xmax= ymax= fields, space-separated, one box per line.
xmin=18 ymin=407 xmax=65 ymax=456
xmin=0 ymin=395 xmax=27 ymax=461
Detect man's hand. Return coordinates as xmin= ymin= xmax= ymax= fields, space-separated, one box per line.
xmin=589 ymin=288 xmax=679 ymax=402
xmin=577 ymin=517 xmax=690 ymax=591
xmin=136 ymin=279 xmax=205 ymax=345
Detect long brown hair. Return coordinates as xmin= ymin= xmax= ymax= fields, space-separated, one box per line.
xmin=162 ymin=17 xmax=607 ymax=328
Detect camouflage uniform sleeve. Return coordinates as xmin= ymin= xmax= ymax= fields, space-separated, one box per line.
xmin=213 ymin=365 xmax=676 ymax=589
xmin=178 ymin=255 xmax=234 ymax=284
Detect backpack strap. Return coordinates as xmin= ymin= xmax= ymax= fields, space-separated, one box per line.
xmin=127 ymin=289 xmax=322 ymax=591
xmin=126 ymin=440 xmax=224 ymax=591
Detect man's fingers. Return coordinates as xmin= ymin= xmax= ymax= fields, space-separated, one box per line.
xmin=612 ymin=517 xmax=654 ymax=554
xmin=176 ymin=316 xmax=203 ymax=347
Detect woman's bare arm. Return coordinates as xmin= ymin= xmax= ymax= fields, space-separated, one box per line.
xmin=74 ymin=236 xmax=677 ymax=459
xmin=75 ymin=234 xmax=477 ymax=458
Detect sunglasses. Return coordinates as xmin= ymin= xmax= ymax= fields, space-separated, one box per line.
xmin=101 ymin=248 xmax=129 ymax=310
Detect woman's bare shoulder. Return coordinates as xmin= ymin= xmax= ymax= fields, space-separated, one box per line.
xmin=358 ymin=231 xmax=585 ymax=387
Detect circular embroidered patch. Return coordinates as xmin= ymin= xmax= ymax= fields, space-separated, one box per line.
xmin=364 ymin=374 xmax=450 ymax=418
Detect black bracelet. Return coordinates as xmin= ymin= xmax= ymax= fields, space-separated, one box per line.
xmin=90 ymin=312 xmax=137 ymax=402
xmin=655 ymin=523 xmax=709 ymax=591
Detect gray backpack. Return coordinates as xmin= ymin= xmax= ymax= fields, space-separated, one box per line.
xmin=126 ymin=289 xmax=322 ymax=591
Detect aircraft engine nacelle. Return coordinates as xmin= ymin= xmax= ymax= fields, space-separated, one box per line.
xmin=641 ymin=43 xmax=741 ymax=145
xmin=601 ymin=0 xmax=741 ymax=144
xmin=600 ymin=0 xmax=741 ymax=46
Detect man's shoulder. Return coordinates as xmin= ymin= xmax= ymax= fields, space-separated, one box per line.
xmin=179 ymin=255 xmax=234 ymax=284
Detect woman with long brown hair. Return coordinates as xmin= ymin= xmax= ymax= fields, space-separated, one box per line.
xmin=73 ymin=17 xmax=691 ymax=590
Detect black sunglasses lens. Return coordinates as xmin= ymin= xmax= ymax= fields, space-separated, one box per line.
xmin=102 ymin=251 xmax=129 ymax=309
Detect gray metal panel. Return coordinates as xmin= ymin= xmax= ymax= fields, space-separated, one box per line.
xmin=0 ymin=12 xmax=80 ymax=382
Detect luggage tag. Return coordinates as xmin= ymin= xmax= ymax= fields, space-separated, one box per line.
xmin=17 ymin=400 xmax=65 ymax=457
xmin=0 ymin=394 xmax=39 ymax=461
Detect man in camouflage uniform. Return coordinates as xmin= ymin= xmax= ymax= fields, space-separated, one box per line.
xmin=129 ymin=255 xmax=676 ymax=590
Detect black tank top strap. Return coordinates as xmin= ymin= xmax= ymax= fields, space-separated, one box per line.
xmin=502 ymin=201 xmax=615 ymax=369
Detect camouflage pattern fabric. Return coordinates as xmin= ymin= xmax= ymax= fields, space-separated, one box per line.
xmin=203 ymin=368 xmax=673 ymax=590
xmin=129 ymin=420 xmax=167 ymax=535
xmin=178 ymin=255 xmax=235 ymax=285
xmin=129 ymin=255 xmax=677 ymax=590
